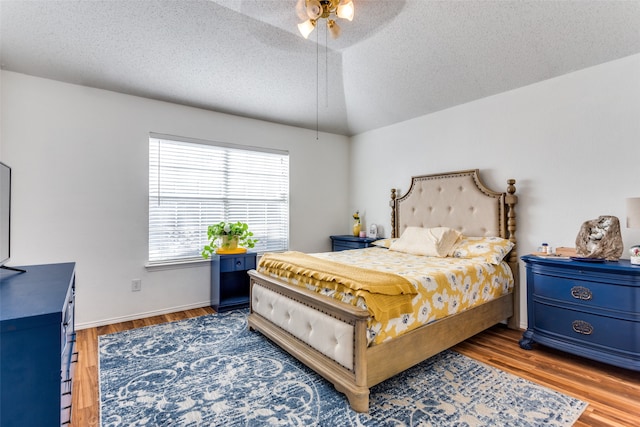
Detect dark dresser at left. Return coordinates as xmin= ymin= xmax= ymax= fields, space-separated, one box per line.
xmin=1 ymin=262 xmax=77 ymax=426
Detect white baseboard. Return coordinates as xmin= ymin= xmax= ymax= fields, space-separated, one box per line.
xmin=75 ymin=301 xmax=212 ymax=330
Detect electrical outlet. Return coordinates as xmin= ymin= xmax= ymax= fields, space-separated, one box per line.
xmin=131 ymin=279 xmax=142 ymax=292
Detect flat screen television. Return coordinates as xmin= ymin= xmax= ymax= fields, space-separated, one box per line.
xmin=0 ymin=162 xmax=25 ymax=273
xmin=1 ymin=161 xmax=12 ymax=267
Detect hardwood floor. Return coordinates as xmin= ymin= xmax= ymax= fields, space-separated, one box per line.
xmin=454 ymin=327 xmax=640 ymax=427
xmin=71 ymin=310 xmax=640 ymax=426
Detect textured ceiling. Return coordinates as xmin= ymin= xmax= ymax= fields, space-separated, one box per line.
xmin=1 ymin=0 xmax=640 ymax=136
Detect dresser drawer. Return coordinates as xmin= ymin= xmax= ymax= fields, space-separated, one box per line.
xmin=60 ymin=283 xmax=75 ymax=355
xmin=333 ymin=241 xmax=362 ymax=251
xmin=60 ymin=371 xmax=73 ymax=425
xmin=532 ymin=273 xmax=639 ymax=313
xmin=220 ymin=254 xmax=256 ymax=272
xmin=60 ymin=338 xmax=76 ymax=425
xmin=533 ymin=302 xmax=640 ymax=354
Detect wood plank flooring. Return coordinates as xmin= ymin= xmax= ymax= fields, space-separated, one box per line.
xmin=454 ymin=326 xmax=640 ymax=427
xmin=71 ymin=309 xmax=640 ymax=426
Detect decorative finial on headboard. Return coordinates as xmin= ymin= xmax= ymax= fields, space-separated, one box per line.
xmin=506 ymin=179 xmax=518 ymax=263
xmin=390 ymin=188 xmax=397 ymax=238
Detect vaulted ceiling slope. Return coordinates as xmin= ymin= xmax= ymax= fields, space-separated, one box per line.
xmin=2 ymin=1 xmax=640 ymax=136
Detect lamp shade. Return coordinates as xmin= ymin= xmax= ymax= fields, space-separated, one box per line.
xmin=337 ymin=0 xmax=355 ymax=21
xmin=298 ymin=19 xmax=316 ymax=39
xmin=327 ymin=20 xmax=341 ymax=39
xmin=306 ymin=0 xmax=322 ymax=19
xmin=626 ymin=197 xmax=640 ymax=228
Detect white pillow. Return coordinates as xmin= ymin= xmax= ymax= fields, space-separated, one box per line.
xmin=389 ymin=226 xmax=461 ymax=257
xmin=449 ymin=236 xmax=514 ymax=264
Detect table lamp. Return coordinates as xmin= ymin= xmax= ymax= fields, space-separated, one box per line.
xmin=626 ymin=197 xmax=640 ymax=264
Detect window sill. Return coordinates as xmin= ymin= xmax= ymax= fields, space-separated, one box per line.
xmin=145 ymin=257 xmax=210 ymax=271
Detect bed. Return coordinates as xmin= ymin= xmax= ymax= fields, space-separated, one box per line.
xmin=247 ymin=169 xmax=519 ymax=412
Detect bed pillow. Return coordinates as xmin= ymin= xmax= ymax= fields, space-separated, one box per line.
xmin=389 ymin=226 xmax=461 ymax=257
xmin=449 ymin=236 xmax=514 ymax=264
xmin=371 ymin=238 xmax=397 ymax=248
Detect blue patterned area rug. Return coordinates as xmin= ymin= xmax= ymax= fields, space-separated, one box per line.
xmin=99 ymin=310 xmax=587 ymax=426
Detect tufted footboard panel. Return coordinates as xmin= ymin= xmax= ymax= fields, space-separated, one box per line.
xmin=251 ymin=283 xmax=355 ymax=370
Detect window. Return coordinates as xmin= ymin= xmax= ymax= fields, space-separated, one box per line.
xmin=149 ymin=133 xmax=289 ymax=263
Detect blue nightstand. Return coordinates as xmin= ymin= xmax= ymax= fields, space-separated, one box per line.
xmin=330 ymin=235 xmax=379 ymax=251
xmin=519 ymin=255 xmax=640 ymax=371
xmin=210 ymin=252 xmax=256 ymax=312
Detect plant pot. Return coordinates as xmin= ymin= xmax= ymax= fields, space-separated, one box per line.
xmin=217 ymin=235 xmax=238 ymax=253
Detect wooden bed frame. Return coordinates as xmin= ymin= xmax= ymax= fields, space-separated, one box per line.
xmin=247 ymin=169 xmax=519 ymax=412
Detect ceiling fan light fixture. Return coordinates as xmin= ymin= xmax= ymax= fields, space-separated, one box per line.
xmin=298 ymin=19 xmax=317 ymax=39
xmin=297 ymin=0 xmax=355 ymax=39
xmin=336 ymin=0 xmax=354 ymax=21
xmin=327 ymin=19 xmax=341 ymax=39
xmin=306 ymin=0 xmax=322 ymax=20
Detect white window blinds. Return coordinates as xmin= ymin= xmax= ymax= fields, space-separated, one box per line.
xmin=149 ymin=134 xmax=289 ymax=263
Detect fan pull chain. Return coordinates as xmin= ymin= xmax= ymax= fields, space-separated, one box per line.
xmin=316 ymin=27 xmax=319 ymax=140
xmin=326 ymin=27 xmax=329 ymax=108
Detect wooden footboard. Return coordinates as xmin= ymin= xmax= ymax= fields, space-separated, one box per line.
xmin=248 ymin=269 xmax=514 ymax=412
xmin=248 ymin=269 xmax=372 ymax=411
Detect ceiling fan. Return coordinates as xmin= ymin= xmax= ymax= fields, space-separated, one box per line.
xmin=296 ymin=0 xmax=355 ymax=39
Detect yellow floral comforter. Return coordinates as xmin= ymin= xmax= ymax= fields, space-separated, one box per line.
xmin=258 ymin=247 xmax=514 ymax=345
xmin=259 ymin=251 xmax=416 ymax=323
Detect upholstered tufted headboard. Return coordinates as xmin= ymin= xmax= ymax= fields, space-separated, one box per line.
xmin=391 ymin=169 xmax=518 ymax=262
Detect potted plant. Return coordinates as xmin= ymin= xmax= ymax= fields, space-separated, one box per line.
xmin=201 ymin=221 xmax=258 ymax=259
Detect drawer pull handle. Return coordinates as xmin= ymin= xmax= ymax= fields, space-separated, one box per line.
xmin=572 ymin=320 xmax=593 ymax=335
xmin=570 ymin=286 xmax=592 ymax=301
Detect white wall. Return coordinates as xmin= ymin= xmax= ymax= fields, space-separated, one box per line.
xmin=350 ymin=53 xmax=640 ymax=328
xmin=0 ymin=71 xmax=351 ymax=328
xmin=3 ymin=53 xmax=639 ymax=331
xmin=0 ymin=72 xmax=3 ymax=153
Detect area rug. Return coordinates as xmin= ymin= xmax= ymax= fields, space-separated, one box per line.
xmin=99 ymin=310 xmax=587 ymax=426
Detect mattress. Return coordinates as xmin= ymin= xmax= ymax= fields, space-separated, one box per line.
xmin=258 ymin=246 xmax=514 ymax=345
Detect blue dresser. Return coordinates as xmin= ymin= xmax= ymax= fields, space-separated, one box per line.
xmin=0 ymin=262 xmax=77 ymax=426
xmin=520 ymin=255 xmax=639 ymax=371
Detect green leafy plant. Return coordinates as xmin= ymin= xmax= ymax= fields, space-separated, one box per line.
xmin=201 ymin=221 xmax=258 ymax=259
